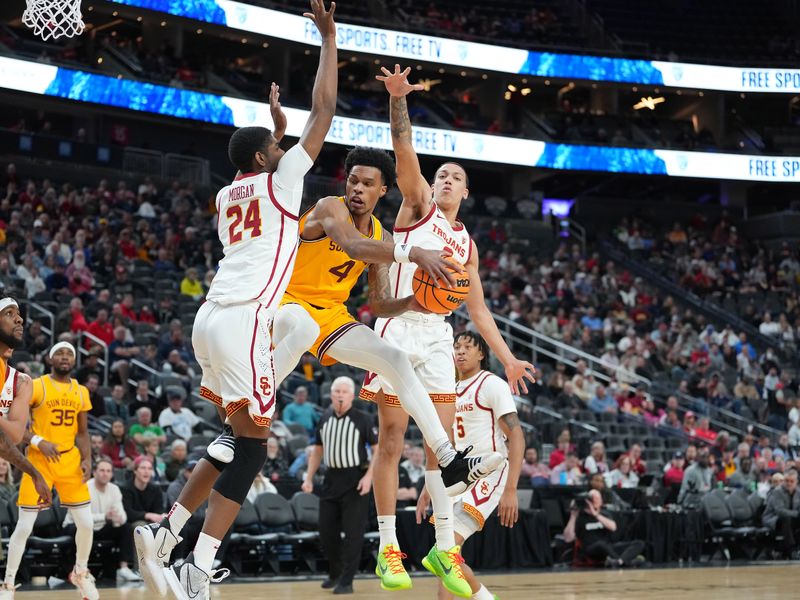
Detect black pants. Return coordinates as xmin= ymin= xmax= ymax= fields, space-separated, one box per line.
xmin=94 ymin=522 xmax=135 ymax=565
xmin=775 ymin=515 xmax=800 ymax=554
xmin=319 ymin=485 xmax=369 ymax=586
xmin=584 ymin=539 xmax=646 ymax=565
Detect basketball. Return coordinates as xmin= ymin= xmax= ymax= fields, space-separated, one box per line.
xmin=412 ymin=258 xmax=470 ymax=314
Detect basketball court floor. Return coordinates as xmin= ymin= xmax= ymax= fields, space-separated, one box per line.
xmin=12 ymin=564 xmax=798 ymax=599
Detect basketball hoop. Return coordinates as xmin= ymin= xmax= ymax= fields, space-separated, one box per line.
xmin=22 ymin=0 xmax=85 ymax=41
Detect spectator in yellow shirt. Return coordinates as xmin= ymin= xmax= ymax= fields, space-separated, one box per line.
xmin=179 ymin=268 xmax=203 ymax=301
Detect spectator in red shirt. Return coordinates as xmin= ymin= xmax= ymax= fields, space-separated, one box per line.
xmin=549 ymin=433 xmax=572 ymax=469
xmin=118 ymin=228 xmax=138 ymax=260
xmin=626 ymin=443 xmax=647 ymax=476
xmin=66 ymin=249 xmax=94 ymax=298
xmin=119 ymin=293 xmax=138 ymax=322
xmin=682 ymin=411 xmax=697 ymax=436
xmin=101 ymin=418 xmax=140 ymax=470
xmin=663 ymin=452 xmax=685 ymax=487
xmin=69 ymin=297 xmax=89 ymax=333
xmin=86 ymin=308 xmax=113 ymax=347
xmin=694 ymin=417 xmax=717 ymax=443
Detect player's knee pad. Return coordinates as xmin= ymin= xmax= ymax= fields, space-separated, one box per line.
xmin=212 ymin=437 xmax=269 ymax=505
xmin=13 ymin=509 xmax=38 ymax=536
xmin=202 ymin=452 xmax=227 ymax=472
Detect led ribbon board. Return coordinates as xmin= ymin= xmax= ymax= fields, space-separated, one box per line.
xmin=109 ymin=0 xmax=800 ymax=93
xmin=1 ymin=56 xmax=798 ymax=182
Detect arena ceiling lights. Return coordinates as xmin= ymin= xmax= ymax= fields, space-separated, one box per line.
xmin=107 ymin=0 xmax=800 ymax=94
xmin=2 ymin=56 xmax=799 ymax=183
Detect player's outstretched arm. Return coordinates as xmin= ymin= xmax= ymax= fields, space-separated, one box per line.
xmin=367 ymin=230 xmax=430 ymax=317
xmin=314 ymin=197 xmax=460 ymax=285
xmin=298 ymin=0 xmax=337 ymax=161
xmin=269 ymin=82 xmax=287 ymax=142
xmin=377 ymin=65 xmax=431 ymax=220
xmin=463 ymin=241 xmax=537 ymax=395
xmin=497 ymin=411 xmax=525 ymax=527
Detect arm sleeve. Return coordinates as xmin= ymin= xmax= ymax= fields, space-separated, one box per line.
xmin=273 ymin=144 xmax=314 ymax=192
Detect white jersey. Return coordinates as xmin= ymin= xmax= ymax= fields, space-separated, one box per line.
xmin=207 ymin=144 xmax=313 ymax=308
xmin=389 ymin=202 xmax=472 ymax=320
xmin=454 ymin=370 xmax=517 ymax=459
xmin=0 ymin=364 xmax=18 ymax=417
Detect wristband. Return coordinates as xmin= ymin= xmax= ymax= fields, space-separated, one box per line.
xmin=31 ymin=435 xmax=43 ymax=448
xmin=393 ymin=243 xmax=413 ymax=263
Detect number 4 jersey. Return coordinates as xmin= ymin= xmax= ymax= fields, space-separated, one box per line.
xmin=207 ymin=144 xmax=313 ymax=308
xmin=30 ymin=375 xmax=92 ymax=452
xmin=279 ymin=197 xmax=384 ymax=365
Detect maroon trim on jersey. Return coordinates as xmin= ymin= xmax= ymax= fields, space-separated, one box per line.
xmin=267 ymin=173 xmax=299 ymax=221
xmin=249 ymin=304 xmax=274 ymax=416
xmin=466 ymin=237 xmax=474 ymax=263
xmin=393 ymin=232 xmax=410 ymax=297
xmin=2 ymin=365 xmax=12 ymax=390
xmin=253 ymin=215 xmax=285 ymax=301
xmin=11 ymin=369 xmax=18 ymax=398
xmin=265 ymin=238 xmax=299 ymax=308
xmin=318 ymin=322 xmax=362 ymax=361
xmin=378 ymin=317 xmax=394 ymax=337
xmin=470 ymin=462 xmax=507 ymax=507
xmin=471 ymin=373 xmax=496 ymax=451
xmin=456 ymin=370 xmax=488 ymax=398
xmin=393 ymin=203 xmax=436 ymax=233
xmin=452 ymin=220 xmax=465 ymax=232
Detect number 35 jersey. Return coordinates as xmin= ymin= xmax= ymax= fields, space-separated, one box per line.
xmin=30 ymin=376 xmax=92 ymax=452
xmin=206 ymin=144 xmax=314 ymax=308
xmin=283 ymin=197 xmax=384 ymax=310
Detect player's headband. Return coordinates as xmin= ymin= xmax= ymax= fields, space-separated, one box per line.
xmin=0 ymin=298 xmax=18 ymax=313
xmin=49 ymin=341 xmax=76 ymax=359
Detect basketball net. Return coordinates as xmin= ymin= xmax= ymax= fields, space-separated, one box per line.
xmin=22 ymin=0 xmax=85 ymax=41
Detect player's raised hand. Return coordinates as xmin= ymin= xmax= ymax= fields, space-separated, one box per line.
xmin=304 ymin=0 xmax=336 ymax=39
xmin=33 ymin=472 xmax=52 ymax=506
xmin=409 ymin=247 xmax=465 ymax=288
xmin=376 ymin=64 xmax=425 ymax=98
xmin=38 ymin=439 xmax=61 ymax=463
xmin=269 ymin=82 xmax=287 ymax=141
xmin=504 ymin=358 xmax=537 ymax=395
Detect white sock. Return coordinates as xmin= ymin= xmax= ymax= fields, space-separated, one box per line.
xmin=4 ymin=509 xmax=37 ymax=584
xmin=69 ymin=505 xmax=94 ymax=570
xmin=434 ymin=440 xmax=457 ymax=467
xmin=166 ymin=502 xmax=192 ymax=535
xmin=377 ymin=515 xmax=398 ymax=548
xmin=425 ymin=470 xmax=455 ymax=550
xmin=193 ymin=532 xmax=222 ymax=574
xmin=473 ymin=584 xmax=493 ymax=600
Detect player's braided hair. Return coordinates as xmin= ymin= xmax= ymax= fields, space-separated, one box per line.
xmin=228 ymin=126 xmax=272 ymax=173
xmin=454 ymin=331 xmax=490 ymax=371
xmin=344 ymin=146 xmax=397 ymax=192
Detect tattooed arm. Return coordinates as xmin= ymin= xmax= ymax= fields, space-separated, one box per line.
xmin=377 ymin=65 xmax=432 ymax=222
xmin=0 ymin=429 xmax=51 ymax=505
xmin=497 ymin=411 xmax=525 ymax=527
xmin=366 ymin=231 xmax=432 ymax=318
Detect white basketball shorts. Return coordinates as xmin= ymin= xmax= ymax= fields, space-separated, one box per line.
xmin=358 ymin=313 xmax=456 ymax=406
xmin=193 ymin=299 xmax=275 ymax=427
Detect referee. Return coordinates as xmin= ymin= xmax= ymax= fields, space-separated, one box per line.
xmin=302 ymin=376 xmax=377 ymax=595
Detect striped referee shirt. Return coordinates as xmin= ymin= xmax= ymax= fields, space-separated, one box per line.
xmin=314 ymin=406 xmax=377 ymax=470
